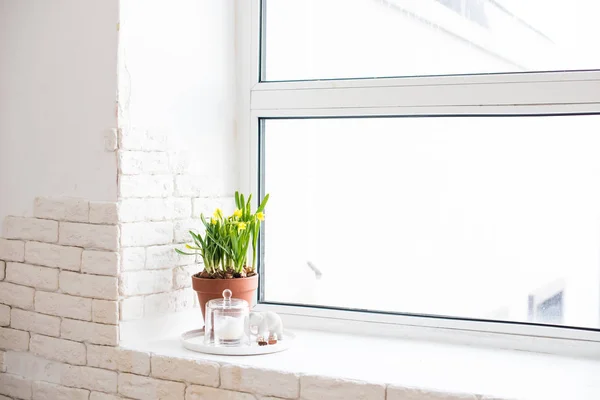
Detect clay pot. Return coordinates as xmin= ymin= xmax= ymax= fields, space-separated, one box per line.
xmin=192 ymin=274 xmax=258 ymax=323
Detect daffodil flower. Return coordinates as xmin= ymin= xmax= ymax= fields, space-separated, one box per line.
xmin=233 ymin=209 xmax=242 ymax=218
xmin=238 ymin=222 xmax=247 ymax=232
xmin=210 ymin=217 xmax=217 ymax=225
xmin=213 ymin=208 xmax=223 ymax=219
xmin=256 ymin=212 xmax=265 ymax=221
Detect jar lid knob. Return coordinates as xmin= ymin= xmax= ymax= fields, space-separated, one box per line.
xmin=222 ymin=289 xmax=232 ymax=305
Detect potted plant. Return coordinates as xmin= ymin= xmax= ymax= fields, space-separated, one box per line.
xmin=176 ymin=192 xmax=269 ymax=322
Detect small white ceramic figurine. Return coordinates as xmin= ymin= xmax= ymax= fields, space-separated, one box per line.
xmin=248 ymin=311 xmax=283 ymax=341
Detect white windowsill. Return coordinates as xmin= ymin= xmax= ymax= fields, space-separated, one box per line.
xmin=120 ymin=309 xmax=600 ymax=400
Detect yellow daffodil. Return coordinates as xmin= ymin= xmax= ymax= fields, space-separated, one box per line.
xmin=210 ymin=217 xmax=217 ymax=225
xmin=213 ymin=208 xmax=222 ymax=219
xmin=256 ymin=211 xmax=265 ymax=221
xmin=233 ymin=209 xmax=242 ymax=218
xmin=238 ymin=222 xmax=247 ymax=232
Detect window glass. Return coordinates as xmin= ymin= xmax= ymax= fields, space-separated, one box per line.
xmin=263 ymin=0 xmax=600 ymax=81
xmin=262 ymin=115 xmax=600 ymax=329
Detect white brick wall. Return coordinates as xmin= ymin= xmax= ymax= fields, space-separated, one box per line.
xmin=24 ymin=242 xmax=82 ymax=271
xmin=174 ymin=219 xmax=205 ymax=243
xmin=0 ymin=305 xmax=9 ymax=326
xmin=3 ymin=217 xmax=58 ymax=243
xmin=32 ymin=381 xmax=90 ymax=400
xmin=0 ymin=238 xmax=25 ymax=262
xmin=119 ymin=297 xmax=144 ymax=320
xmin=386 ymin=386 xmax=479 ymax=400
xmin=30 ymin=334 xmax=86 ymax=365
xmin=120 ymin=247 xmax=145 ymax=271
xmin=0 ymin=260 xmax=4 ymax=280
xmin=10 ymin=309 xmax=61 ymax=337
xmin=0 ymin=282 xmax=35 ymax=309
xmin=118 ymin=373 xmax=185 ymax=400
xmin=87 ymin=344 xmax=150 ymax=375
xmin=0 ymin=373 xmax=32 ymax=399
xmin=220 ymin=365 xmax=300 ymax=399
xmin=120 ymin=221 xmax=173 ymax=247
xmin=92 ymin=300 xmax=119 ymax=325
xmin=0 ymin=327 xmax=30 ymax=351
xmin=34 ymin=197 xmax=89 ymax=222
xmin=186 ymin=386 xmax=257 ymax=400
xmin=89 ymin=202 xmax=119 ymax=225
xmin=119 ymin=151 xmax=170 ymax=175
xmin=61 ymin=318 xmax=118 ymax=346
xmin=82 ymin=250 xmax=119 ymax=276
xmin=6 ymin=262 xmax=59 ymax=291
xmin=146 ymin=244 xmax=195 ymax=269
xmin=120 ymin=270 xmax=172 ymax=296
xmin=119 ymin=198 xmax=173 ymax=222
xmin=59 ymin=271 xmax=118 ymax=300
xmin=120 ymin=175 xmax=174 ymax=198
xmin=143 ymin=289 xmax=194 ymax=317
xmin=59 ymin=222 xmax=119 ymax=251
xmin=173 ymin=265 xmax=197 ymax=289
xmin=60 ymin=364 xmax=118 ymax=393
xmin=119 ymin=127 xmax=167 ymax=151
xmin=3 ymin=351 xmax=61 ymax=384
xmin=300 ymin=376 xmax=386 ymax=400
xmin=34 ymin=291 xmax=92 ymax=321
xmin=151 ymin=355 xmax=219 ymax=386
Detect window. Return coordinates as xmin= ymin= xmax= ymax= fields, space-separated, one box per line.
xmin=240 ymin=0 xmax=600 ymax=344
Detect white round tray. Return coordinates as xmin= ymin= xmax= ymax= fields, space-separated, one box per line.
xmin=181 ymin=329 xmax=295 ymax=356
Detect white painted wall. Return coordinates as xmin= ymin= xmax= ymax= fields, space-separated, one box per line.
xmin=0 ymin=0 xmax=119 ymax=223
xmin=118 ymin=0 xmax=237 ymax=195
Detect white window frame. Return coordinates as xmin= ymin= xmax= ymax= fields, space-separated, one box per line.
xmin=236 ymin=0 xmax=600 ymax=357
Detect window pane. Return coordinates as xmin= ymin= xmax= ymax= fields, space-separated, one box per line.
xmin=263 ymin=0 xmax=600 ymax=81
xmin=262 ymin=115 xmax=600 ymax=329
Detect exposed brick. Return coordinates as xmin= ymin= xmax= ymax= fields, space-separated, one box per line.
xmin=151 ymin=355 xmax=219 ymax=386
xmin=386 ymin=386 xmax=479 ymax=400
xmin=87 ymin=344 xmax=150 ymax=375
xmin=144 ymin=289 xmax=195 ymax=317
xmin=0 ymin=238 xmax=25 ymax=262
xmin=61 ymin=364 xmax=118 ymax=393
xmin=35 ymin=291 xmax=92 ymax=321
xmin=119 ymin=151 xmax=169 ymax=174
xmin=120 ymin=269 xmax=172 ymax=296
xmin=3 ymin=351 xmax=62 ymax=383
xmin=146 ymin=244 xmax=195 ymax=269
xmin=300 ymin=376 xmax=385 ymax=400
xmin=24 ymin=242 xmax=82 ymax=270
xmin=59 ymin=271 xmax=118 ymax=300
xmin=171 ymin=197 xmax=193 ymax=219
xmin=175 ymin=175 xmax=226 ymax=197
xmin=173 ymin=265 xmax=197 ymax=289
xmin=30 ymin=334 xmax=86 ymax=365
xmin=0 ymin=327 xmax=29 ymax=351
xmin=90 ymin=392 xmax=122 ymax=400
xmin=120 ymin=247 xmax=145 ymax=271
xmin=32 ymin=381 xmax=89 ymax=400
xmin=82 ymin=250 xmax=119 ymax=276
xmin=119 ymin=297 xmax=144 ymax=320
xmin=0 ymin=373 xmax=32 ymax=399
xmin=0 ymin=305 xmax=9 ymax=326
xmin=192 ymin=197 xmax=235 ymax=218
xmin=0 ymin=350 xmax=4 ymax=372
xmin=6 ymin=262 xmax=59 ymax=290
xmin=3 ymin=216 xmax=58 ymax=243
xmin=61 ymin=318 xmax=118 ymax=345
xmin=92 ymin=300 xmax=119 ymax=324
xmin=59 ymin=222 xmax=119 ymax=251
xmin=221 ymin=365 xmax=299 ymax=399
xmin=89 ymin=201 xmax=119 ymax=224
xmin=120 ymin=175 xmax=174 ymax=198
xmin=118 ymin=373 xmax=185 ymax=400
xmin=119 ymin=198 xmax=172 ymax=222
xmin=34 ymin=197 xmax=89 ymax=222
xmin=120 ymin=221 xmax=173 ymax=247
xmin=0 ymin=260 xmax=4 ymax=280
xmin=174 ymin=218 xmax=205 ymax=243
xmin=186 ymin=386 xmax=256 ymax=400
xmin=10 ymin=309 xmax=61 ymax=337
xmin=0 ymin=281 xmax=35 ymax=309
xmin=119 ymin=127 xmax=167 ymax=151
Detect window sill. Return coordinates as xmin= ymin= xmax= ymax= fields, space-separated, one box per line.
xmin=120 ymin=309 xmax=600 ymax=400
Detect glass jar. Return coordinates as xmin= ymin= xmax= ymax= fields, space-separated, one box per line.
xmin=204 ymin=289 xmax=250 ymax=347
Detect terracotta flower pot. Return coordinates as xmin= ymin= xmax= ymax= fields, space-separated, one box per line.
xmin=192 ymin=274 xmax=258 ymax=323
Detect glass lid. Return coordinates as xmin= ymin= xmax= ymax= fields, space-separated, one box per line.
xmin=207 ymin=289 xmax=249 ymax=310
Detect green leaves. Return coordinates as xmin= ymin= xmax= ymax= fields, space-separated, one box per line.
xmin=174 ymin=192 xmax=270 ymax=276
